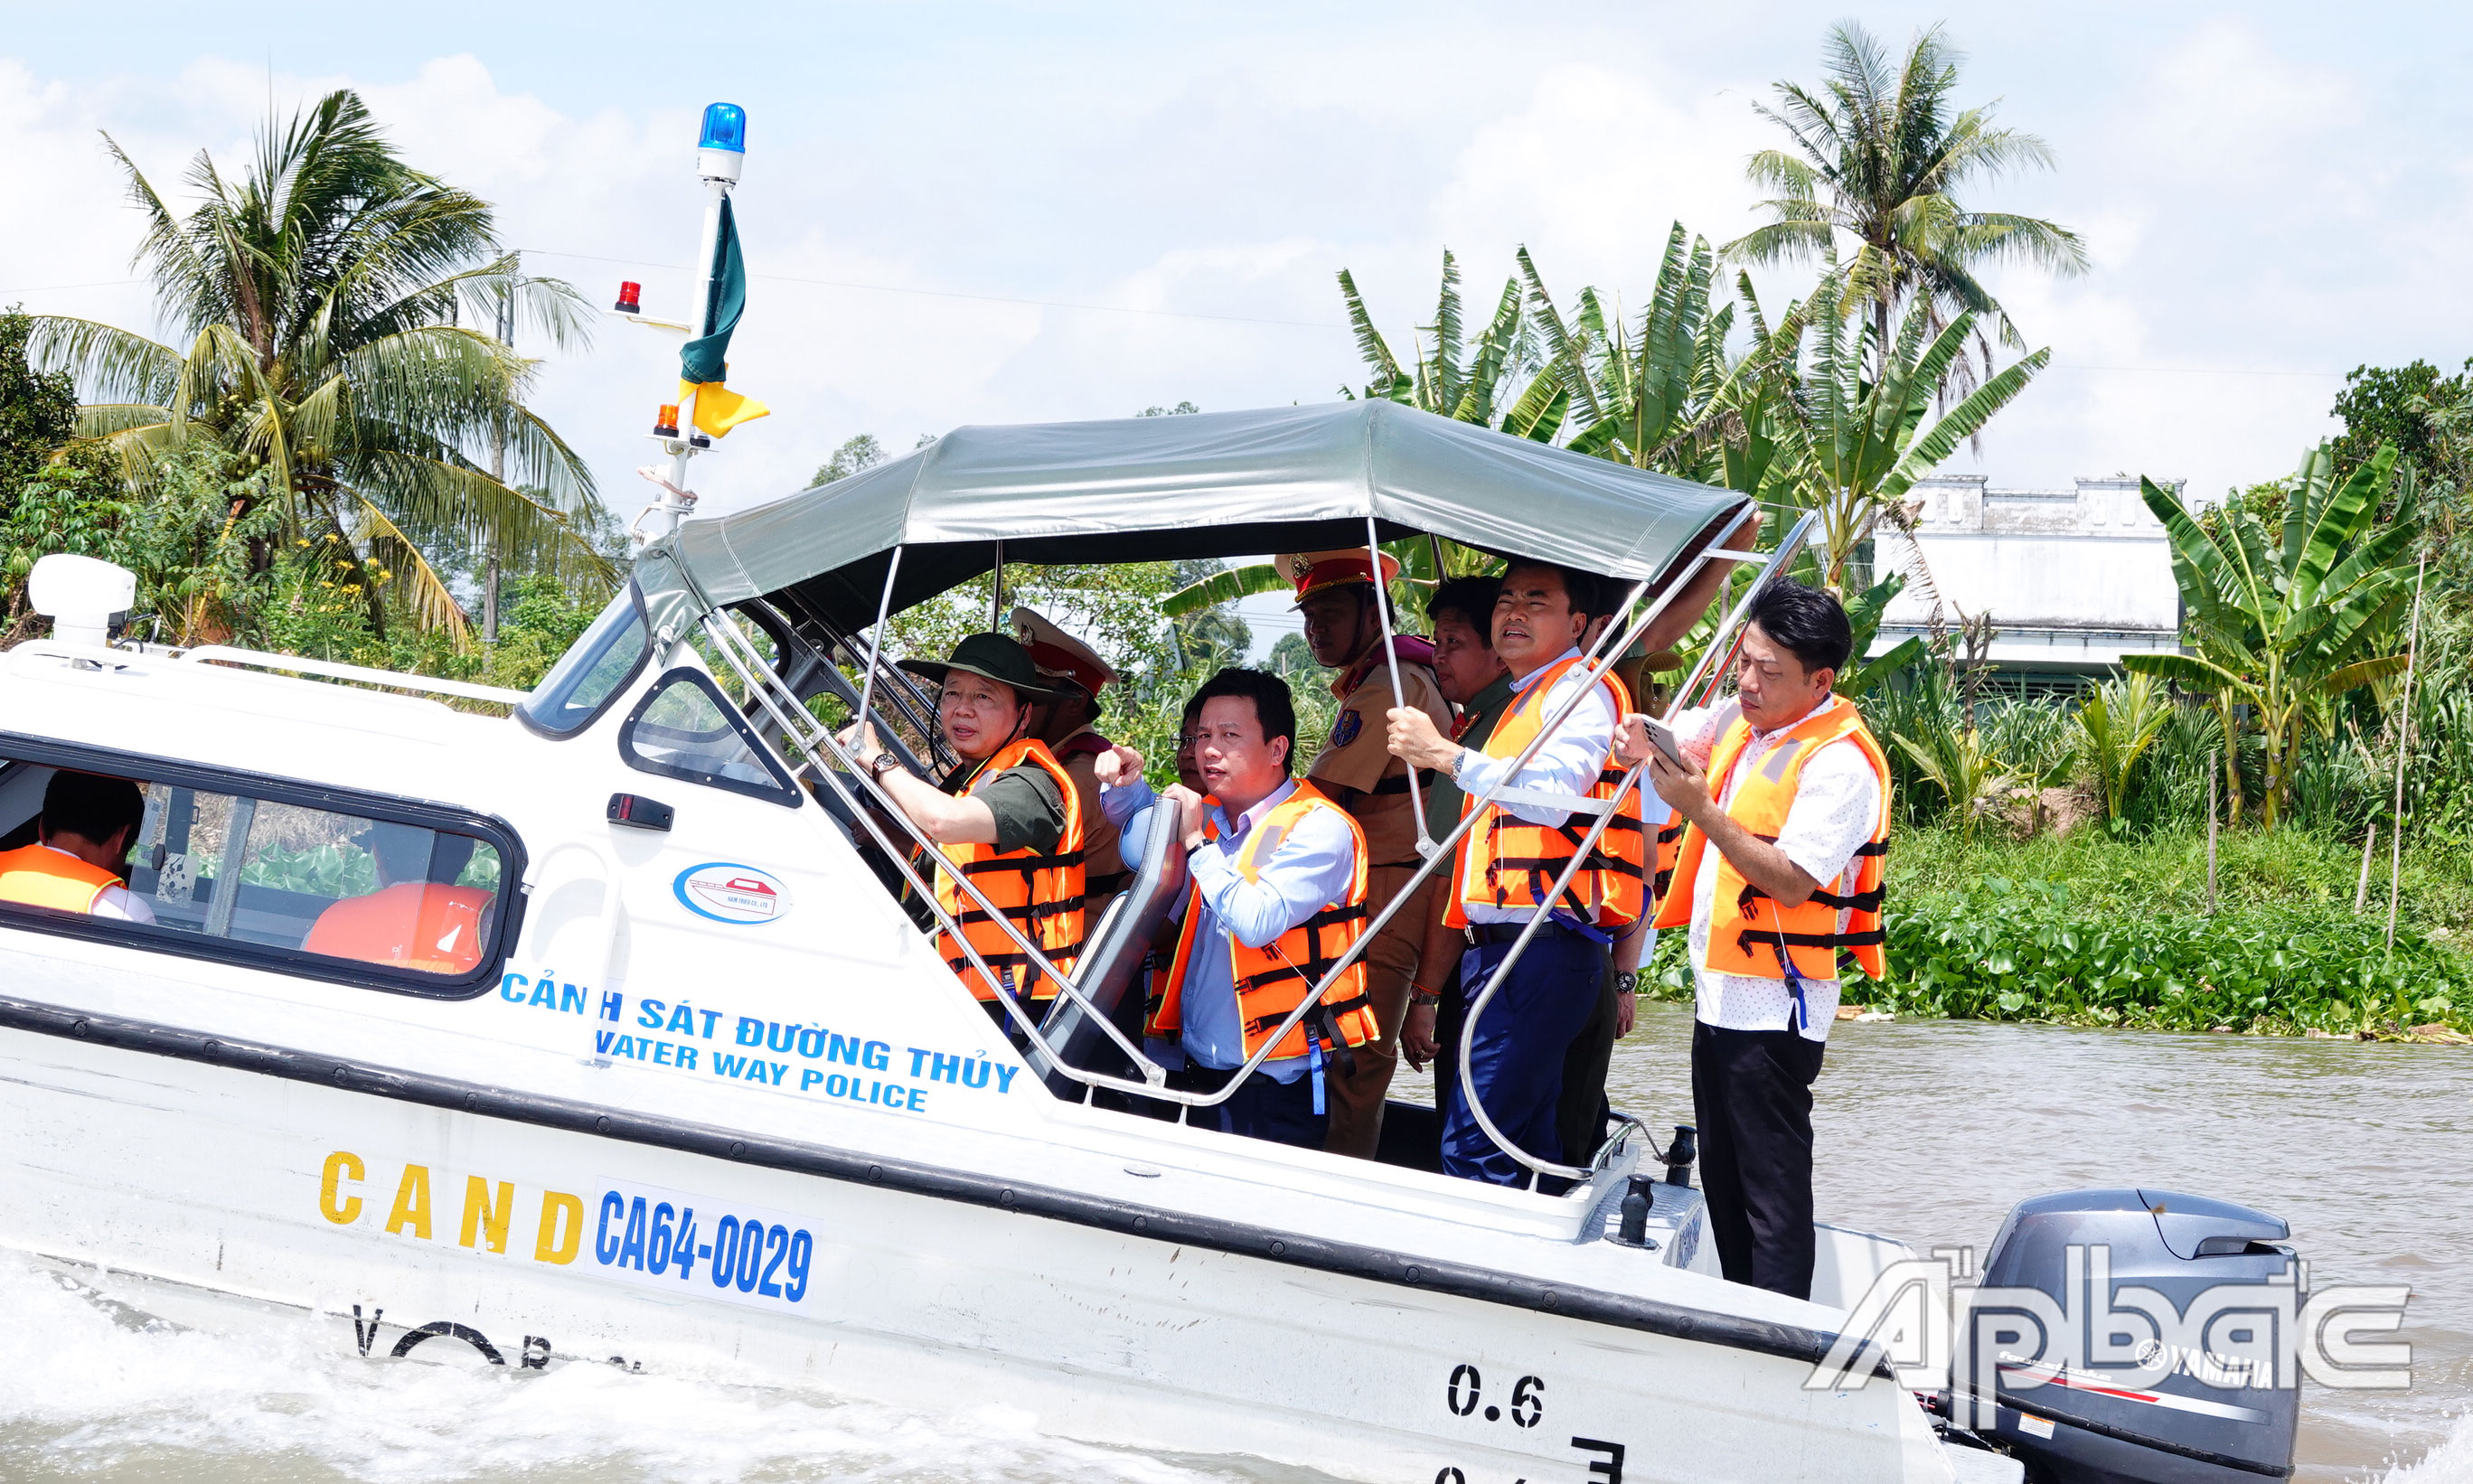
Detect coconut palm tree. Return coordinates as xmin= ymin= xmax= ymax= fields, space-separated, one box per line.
xmin=29 ymin=89 xmax=606 ymax=639
xmin=1725 ymin=22 xmax=2085 ymax=382
xmin=1779 ymin=266 xmax=2047 ymax=587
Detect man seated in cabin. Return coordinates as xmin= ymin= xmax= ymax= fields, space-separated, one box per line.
xmin=1281 ymin=549 xmax=1456 ymax=1160
xmin=1147 ymin=668 xmax=1378 ymax=1150
xmin=842 ymin=634 xmax=1086 ymax=1028
xmin=303 ymin=824 xmax=493 ymax=973
xmin=0 ymin=771 xmax=155 ymax=924
xmin=1013 ymin=606 xmax=1142 ymax=923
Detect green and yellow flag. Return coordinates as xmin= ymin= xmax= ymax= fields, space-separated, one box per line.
xmin=678 ymin=196 xmax=770 ymax=437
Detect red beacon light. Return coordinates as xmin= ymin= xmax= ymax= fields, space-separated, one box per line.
xmin=613 ymin=280 xmax=643 ymax=315
xmin=654 ymin=404 xmax=681 ymax=437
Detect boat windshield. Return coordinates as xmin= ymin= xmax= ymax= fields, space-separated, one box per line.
xmin=519 ymin=583 xmax=651 ymax=737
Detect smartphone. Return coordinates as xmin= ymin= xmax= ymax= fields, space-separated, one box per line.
xmin=1636 ymin=717 xmax=1687 ymax=770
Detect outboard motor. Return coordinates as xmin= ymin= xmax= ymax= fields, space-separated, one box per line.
xmin=1957 ymin=1189 xmax=2299 ymax=1484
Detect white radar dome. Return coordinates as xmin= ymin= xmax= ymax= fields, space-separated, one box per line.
xmin=28 ymin=552 xmax=137 ymax=649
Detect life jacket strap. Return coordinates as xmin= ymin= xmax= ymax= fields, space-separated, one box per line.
xmin=957 ymin=848 xmax=1086 ymax=875
xmin=1732 ymin=925 xmax=1886 ymax=955
xmin=1736 ymin=879 xmax=1885 ymax=915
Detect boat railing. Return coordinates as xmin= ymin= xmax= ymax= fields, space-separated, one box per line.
xmin=165 ymin=645 xmax=531 ymax=707
xmin=694 ymin=505 xmax=1799 ymax=1186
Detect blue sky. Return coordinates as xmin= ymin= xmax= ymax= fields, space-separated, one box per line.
xmin=6 ymin=1 xmax=2471 ymax=576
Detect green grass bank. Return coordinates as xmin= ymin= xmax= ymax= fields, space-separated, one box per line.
xmin=1639 ymin=826 xmax=2473 ymax=1037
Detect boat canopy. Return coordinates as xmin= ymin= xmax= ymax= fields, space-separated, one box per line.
xmin=635 ymin=400 xmax=1749 ymax=631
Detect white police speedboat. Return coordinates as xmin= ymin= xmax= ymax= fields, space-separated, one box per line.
xmin=0 ymin=106 xmax=2333 ymax=1484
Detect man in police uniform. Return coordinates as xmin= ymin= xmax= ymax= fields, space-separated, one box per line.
xmin=1012 ymin=606 xmax=1141 ymax=918
xmin=1283 ymin=549 xmax=1456 ymax=1160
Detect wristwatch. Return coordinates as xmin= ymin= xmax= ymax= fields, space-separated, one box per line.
xmin=868 ymin=752 xmax=903 ymax=780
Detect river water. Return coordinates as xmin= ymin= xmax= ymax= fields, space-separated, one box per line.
xmin=1 ymin=1007 xmax=2465 ymax=1483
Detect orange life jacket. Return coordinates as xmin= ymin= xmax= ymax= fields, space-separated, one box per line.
xmin=1443 ymin=655 xmax=1647 ymax=929
xmin=0 ymin=844 xmax=125 ymax=915
xmin=1145 ymin=781 xmax=1378 ymax=1061
xmin=1650 ymin=803 xmax=1684 ymax=906
xmin=302 ymin=881 xmax=494 ymax=974
xmin=932 ymin=738 xmax=1087 ymax=1001
xmin=1652 ymin=697 xmax=1892 ymax=982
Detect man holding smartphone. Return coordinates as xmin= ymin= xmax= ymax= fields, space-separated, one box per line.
xmin=1613 ymin=581 xmax=1892 ymax=1300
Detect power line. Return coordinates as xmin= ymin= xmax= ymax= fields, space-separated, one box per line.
xmin=516 ymin=247 xmax=1351 ymax=332
xmin=2045 ymin=362 xmax=2345 ymax=380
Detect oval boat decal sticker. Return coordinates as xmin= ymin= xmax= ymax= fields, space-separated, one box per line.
xmin=673 ymin=863 xmax=789 ymax=925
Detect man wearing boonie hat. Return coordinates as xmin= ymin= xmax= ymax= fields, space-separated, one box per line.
xmin=842 ymin=633 xmax=1086 ymax=1028
xmin=1281 ymin=548 xmax=1456 ymax=1160
xmin=1012 ymin=606 xmax=1145 ymax=922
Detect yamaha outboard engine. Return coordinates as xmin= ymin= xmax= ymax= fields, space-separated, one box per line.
xmin=1958 ymin=1189 xmax=2299 ymax=1484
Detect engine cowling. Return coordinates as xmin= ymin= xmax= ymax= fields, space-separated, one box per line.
xmin=1957 ymin=1188 xmax=2299 ymax=1484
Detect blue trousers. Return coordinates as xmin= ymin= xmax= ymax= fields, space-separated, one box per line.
xmin=1441 ymin=930 xmax=1610 ymax=1185
xmin=1190 ymin=1067 xmax=1327 ymax=1151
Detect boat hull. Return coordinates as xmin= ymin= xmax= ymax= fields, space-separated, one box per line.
xmin=0 ymin=1014 xmax=1961 ymax=1484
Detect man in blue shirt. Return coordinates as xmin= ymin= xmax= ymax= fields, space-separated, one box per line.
xmin=1150 ymin=668 xmax=1370 ymax=1149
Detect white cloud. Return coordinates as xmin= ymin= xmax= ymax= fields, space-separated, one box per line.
xmin=2 ymin=5 xmax=2466 ymax=556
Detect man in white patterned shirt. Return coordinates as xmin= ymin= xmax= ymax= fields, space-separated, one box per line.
xmin=1614 ymin=582 xmax=1892 ymax=1299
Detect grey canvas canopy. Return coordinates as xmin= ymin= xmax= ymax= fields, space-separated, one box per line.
xmin=636 ymin=399 xmax=1748 ymax=631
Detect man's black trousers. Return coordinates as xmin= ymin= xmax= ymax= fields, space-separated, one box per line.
xmin=1689 ymin=1019 xmax=1826 ymax=1301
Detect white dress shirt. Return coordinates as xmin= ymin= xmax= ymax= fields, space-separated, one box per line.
xmin=1178 ymin=779 xmax=1360 ymax=1080
xmin=1671 ymin=698 xmax=1880 ymax=1043
xmin=1452 ymin=647 xmax=1620 ymax=925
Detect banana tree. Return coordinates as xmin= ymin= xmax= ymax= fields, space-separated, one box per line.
xmin=2124 ymin=445 xmax=2416 ymax=828
xmin=1789 ymin=262 xmax=2047 ymax=586
xmin=1338 ymin=249 xmax=1566 ymax=440
xmin=1177 ymin=252 xmax=1549 ymax=619
xmin=1528 ymin=225 xmax=1736 ymax=473
xmin=1836 ymin=573 xmax=1924 ymax=696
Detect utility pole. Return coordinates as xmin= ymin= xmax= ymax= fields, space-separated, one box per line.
xmin=485 ymin=256 xmax=517 ymax=645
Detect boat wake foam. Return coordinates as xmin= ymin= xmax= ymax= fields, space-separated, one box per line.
xmin=2376 ymin=1413 xmax=2473 ymax=1484
xmin=0 ymin=1254 xmax=1267 ymax=1483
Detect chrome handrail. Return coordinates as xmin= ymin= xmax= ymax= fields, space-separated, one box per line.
xmin=1455 ymin=511 xmax=1818 ymax=1184
xmin=697 ymin=609 xmax=1162 ymax=1083
xmin=690 ymin=506 xmax=1771 ymax=1145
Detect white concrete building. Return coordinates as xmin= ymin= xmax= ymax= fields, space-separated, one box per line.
xmin=1868 ymin=474 xmax=2192 ymax=674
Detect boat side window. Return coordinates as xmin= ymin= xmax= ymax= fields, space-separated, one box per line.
xmin=0 ymin=745 xmax=520 ymax=998
xmin=519 ymin=582 xmax=651 ymax=737
xmin=619 ymin=669 xmax=801 ymax=806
